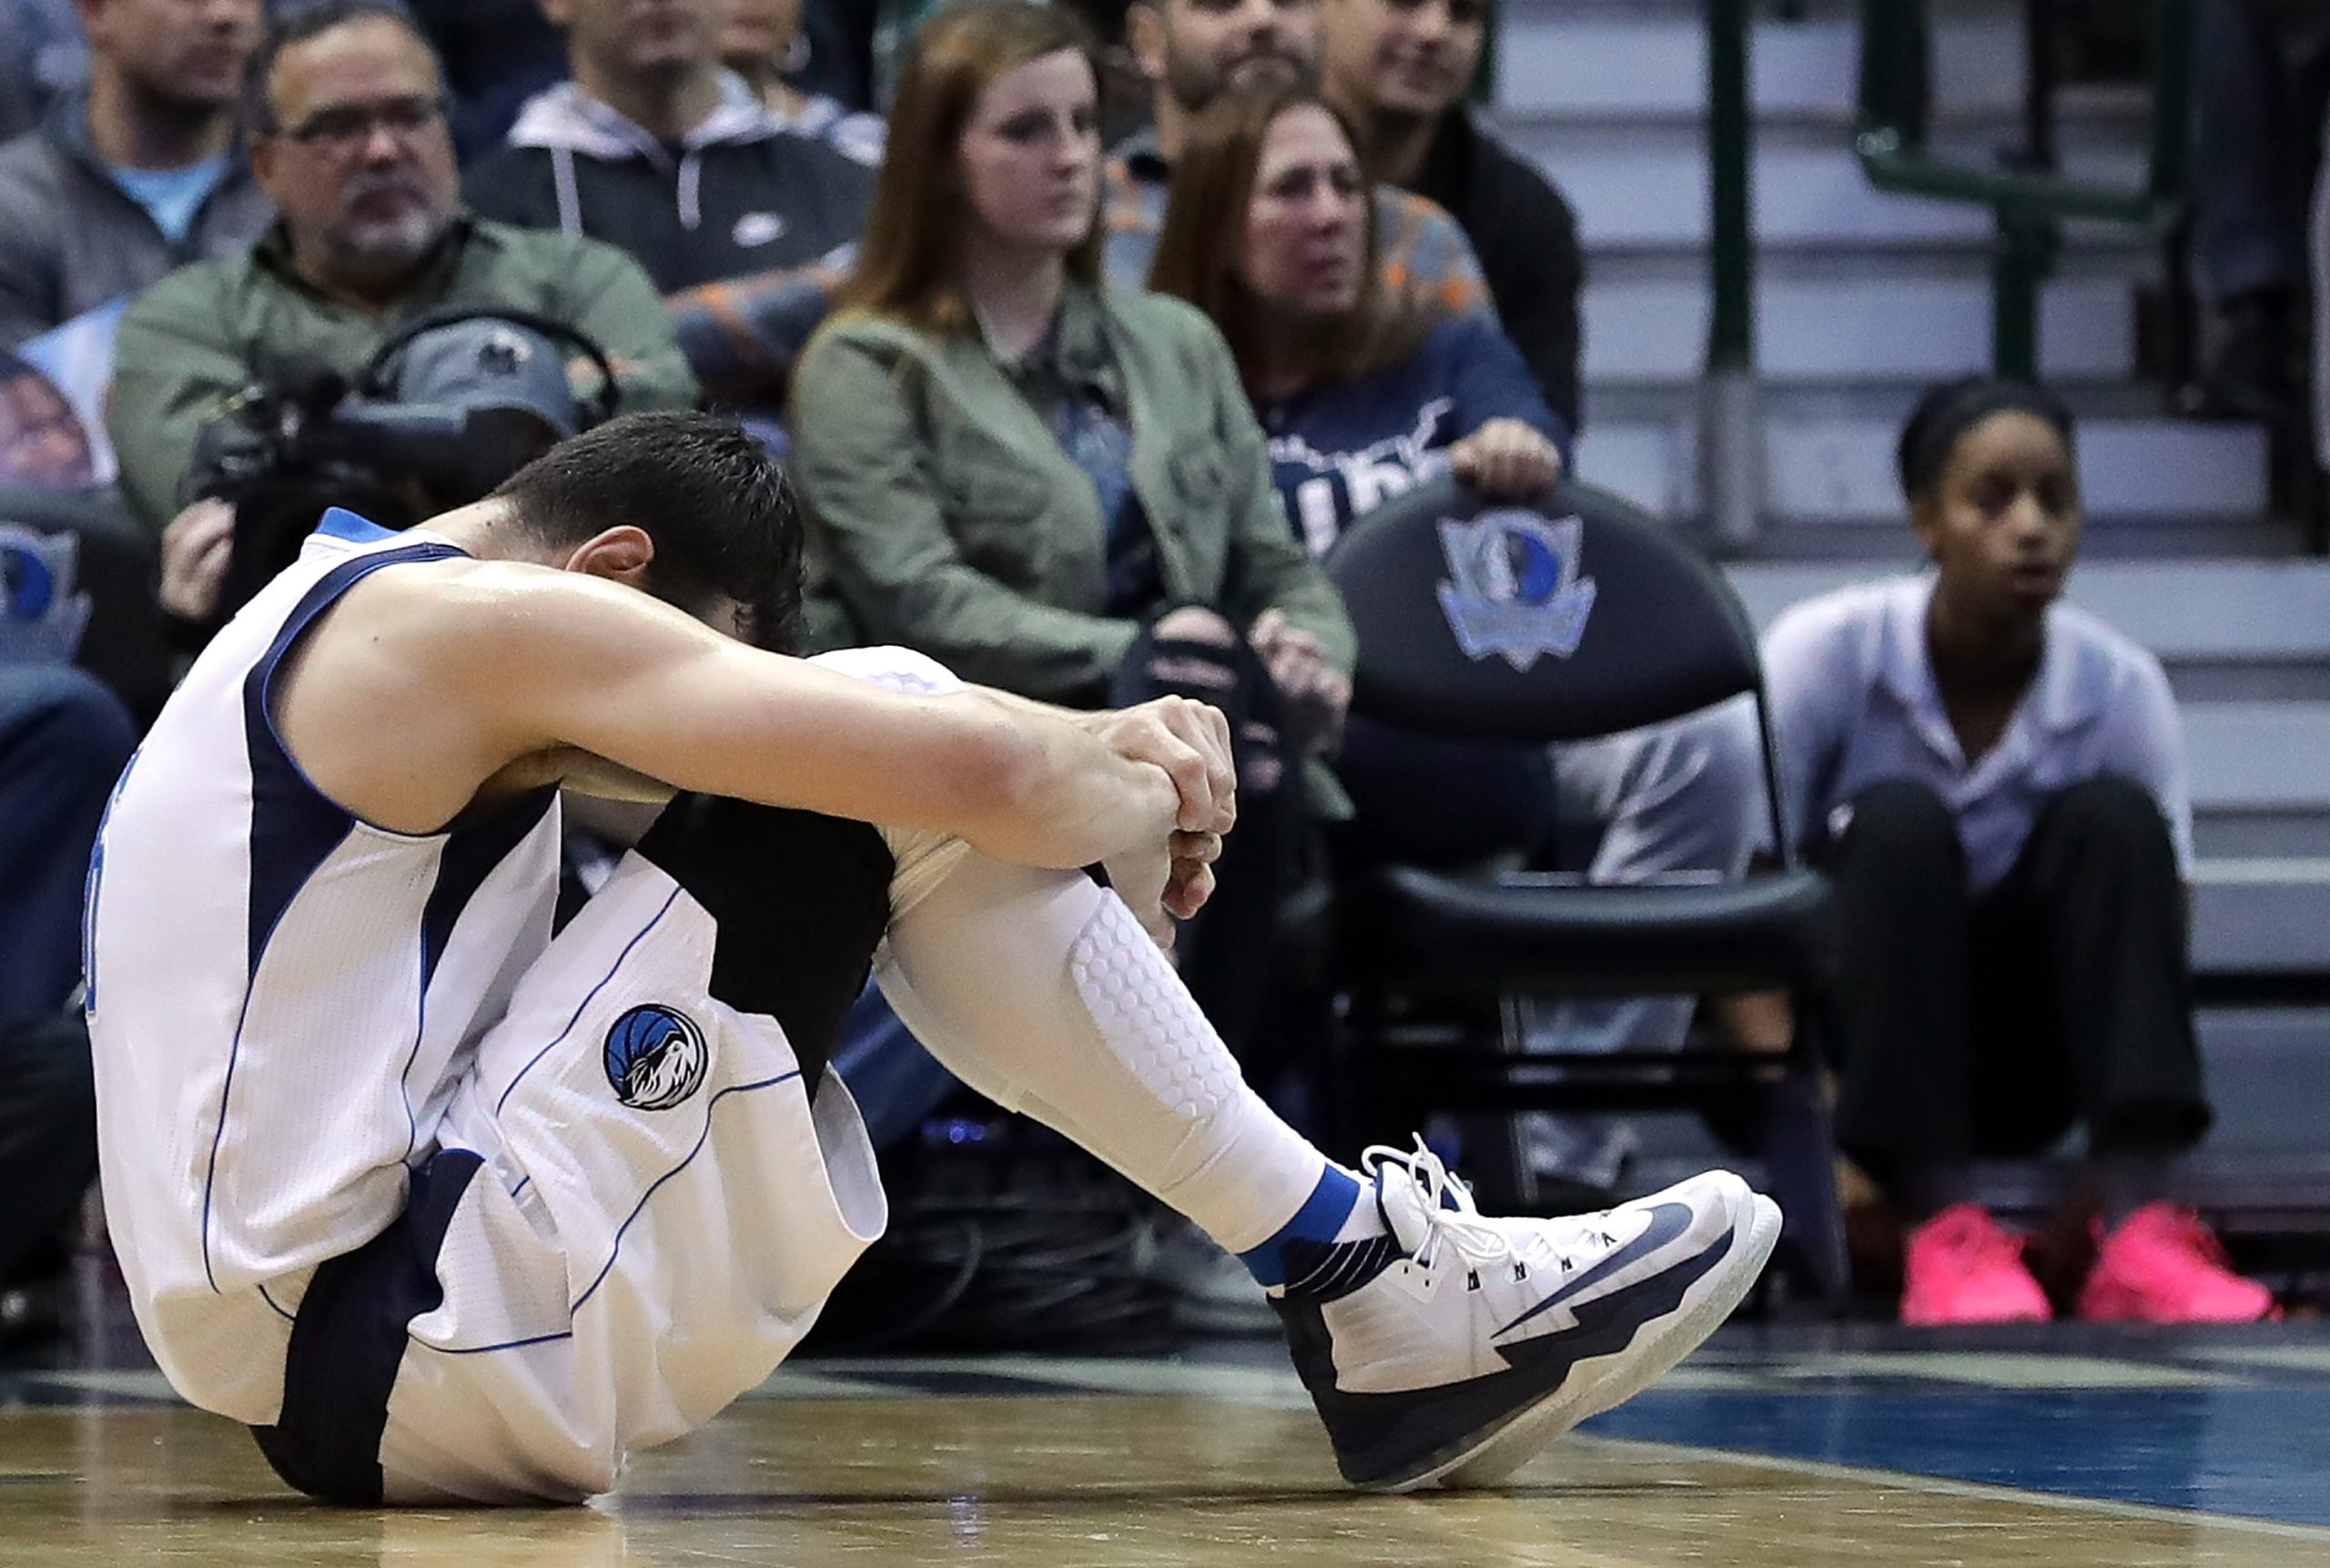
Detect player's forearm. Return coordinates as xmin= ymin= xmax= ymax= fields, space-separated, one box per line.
xmin=953 ymin=699 xmax=1182 ymax=870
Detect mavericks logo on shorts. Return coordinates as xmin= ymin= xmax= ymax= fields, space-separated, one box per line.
xmin=604 ymin=1004 xmax=710 ymax=1110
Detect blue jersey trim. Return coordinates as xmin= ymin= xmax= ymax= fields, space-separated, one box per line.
xmin=203 ymin=539 xmax=465 ymax=1294
xmin=240 ymin=539 xmax=467 ymax=976
xmin=315 ymin=508 xmax=399 ymax=544
xmin=424 ymin=1329 xmax=575 ymax=1356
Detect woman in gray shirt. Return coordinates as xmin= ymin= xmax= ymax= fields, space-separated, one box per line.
xmin=1763 ymin=377 xmax=2274 ymax=1329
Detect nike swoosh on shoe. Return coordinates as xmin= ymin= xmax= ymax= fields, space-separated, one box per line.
xmin=1492 ymin=1201 xmax=1712 ymax=1340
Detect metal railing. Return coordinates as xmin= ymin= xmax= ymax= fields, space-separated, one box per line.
xmin=1855 ymin=0 xmax=2196 ymax=379
xmin=1703 ymin=0 xmax=1760 ymax=548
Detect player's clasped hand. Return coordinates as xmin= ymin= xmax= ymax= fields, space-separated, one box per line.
xmin=1082 ymin=695 xmax=1237 ymax=947
xmin=1163 ymin=828 xmax=1222 ymax=921
xmin=1088 ymin=694 xmax=1238 ymax=835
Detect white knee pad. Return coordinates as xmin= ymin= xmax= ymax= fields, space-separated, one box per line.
xmin=1068 ymin=890 xmax=1237 ymax=1121
xmin=870 ymin=850 xmax=1319 ymax=1250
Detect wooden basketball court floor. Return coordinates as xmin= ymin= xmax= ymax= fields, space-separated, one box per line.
xmin=6 ymin=1326 xmax=2330 ymax=1566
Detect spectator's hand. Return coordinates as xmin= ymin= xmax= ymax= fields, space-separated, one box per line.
xmin=1251 ymin=608 xmax=1352 ymax=756
xmin=1450 ymin=419 xmax=1563 ymax=500
xmin=159 ymin=499 xmax=236 ymax=623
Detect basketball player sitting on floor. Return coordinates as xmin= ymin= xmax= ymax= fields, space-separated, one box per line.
xmin=83 ymin=411 xmax=1779 ymax=1506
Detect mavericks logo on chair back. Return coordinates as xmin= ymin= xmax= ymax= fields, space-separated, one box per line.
xmin=0 ymin=525 xmax=94 ymax=664
xmin=1433 ymin=508 xmax=1598 ymax=672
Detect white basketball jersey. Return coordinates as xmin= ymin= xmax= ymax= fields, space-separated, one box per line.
xmin=86 ymin=511 xmax=565 ymax=1422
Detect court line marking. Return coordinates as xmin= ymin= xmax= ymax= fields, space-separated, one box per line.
xmin=1579 ymin=1431 xmax=2330 ymax=1543
xmin=2178 ymin=1345 xmax=2330 ymax=1374
xmin=1758 ymin=1350 xmax=2244 ymax=1390
xmin=10 ymin=1370 xmax=179 ymax=1400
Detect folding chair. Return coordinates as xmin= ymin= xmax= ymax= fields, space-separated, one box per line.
xmin=1320 ymin=474 xmax=1848 ymax=1301
xmin=1 ymin=486 xmax=169 ymax=724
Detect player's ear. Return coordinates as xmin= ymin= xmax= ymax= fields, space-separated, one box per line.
xmin=562 ymin=525 xmax=656 ymax=589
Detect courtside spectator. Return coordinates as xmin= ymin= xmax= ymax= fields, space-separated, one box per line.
xmin=106 ymin=0 xmax=696 ymax=545
xmin=0 ymin=351 xmax=98 ymax=491
xmin=0 ymin=0 xmax=270 ymax=349
xmin=0 ymin=663 xmax=132 ymax=1309
xmin=1151 ymin=80 xmax=1562 ymax=551
xmin=791 ymin=0 xmax=1353 ymax=1057
xmin=1319 ymin=0 xmax=1583 ymax=431
xmin=717 ymin=0 xmax=886 ymax=167
xmin=1152 ymin=83 xmax=1762 ymax=1175
xmin=1151 ymin=78 xmax=1559 ymax=869
xmin=464 ymin=0 xmax=874 ymax=294
xmin=1764 ymin=377 xmax=2277 ymax=1326
xmin=1117 ymin=0 xmax=1484 ymax=316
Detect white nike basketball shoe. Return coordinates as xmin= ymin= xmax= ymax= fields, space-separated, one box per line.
xmin=1270 ymin=1140 xmax=1781 ymax=1491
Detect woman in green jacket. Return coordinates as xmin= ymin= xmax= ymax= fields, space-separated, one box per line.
xmin=789 ymin=0 xmax=1354 ymax=1057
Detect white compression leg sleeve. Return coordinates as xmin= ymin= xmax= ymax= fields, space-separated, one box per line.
xmin=871 ymin=845 xmax=1330 ymax=1255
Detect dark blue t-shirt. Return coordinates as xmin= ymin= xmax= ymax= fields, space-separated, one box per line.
xmin=1256 ymin=315 xmax=1567 ymax=558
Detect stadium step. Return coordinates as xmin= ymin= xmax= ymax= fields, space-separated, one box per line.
xmin=1575 ymin=413 xmax=2269 ymax=531
xmin=1501 ymin=0 xmax=2274 ymax=547
xmin=1499 ymin=0 xmax=2027 ymax=126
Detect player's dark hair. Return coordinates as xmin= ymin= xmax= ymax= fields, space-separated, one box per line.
xmin=491 ymin=411 xmax=806 ymax=653
xmin=243 ymin=0 xmax=438 ymax=135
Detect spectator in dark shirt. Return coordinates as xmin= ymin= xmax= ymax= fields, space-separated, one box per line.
xmin=1151 ymin=78 xmax=1561 ymax=875
xmin=463 ymin=0 xmax=874 ymax=295
xmin=1150 ymin=79 xmax=1756 ymax=1072
xmin=1319 ymin=0 xmax=1583 ymax=431
xmin=404 ymin=0 xmax=567 ymax=159
xmin=1151 ymin=81 xmax=1559 ymax=553
xmin=716 ymin=0 xmax=885 ymax=167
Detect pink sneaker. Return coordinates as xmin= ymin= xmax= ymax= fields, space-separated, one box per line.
xmin=2078 ymin=1203 xmax=2281 ymax=1324
xmin=1899 ymin=1204 xmax=2052 ymax=1326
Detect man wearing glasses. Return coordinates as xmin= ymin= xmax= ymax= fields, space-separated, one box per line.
xmin=106 ymin=0 xmax=697 ymax=552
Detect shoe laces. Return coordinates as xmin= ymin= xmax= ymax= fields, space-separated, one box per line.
xmin=1360 ymin=1136 xmax=1518 ymax=1270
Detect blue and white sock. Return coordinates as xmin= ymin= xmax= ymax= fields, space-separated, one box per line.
xmin=1239 ymin=1165 xmax=1398 ymax=1300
